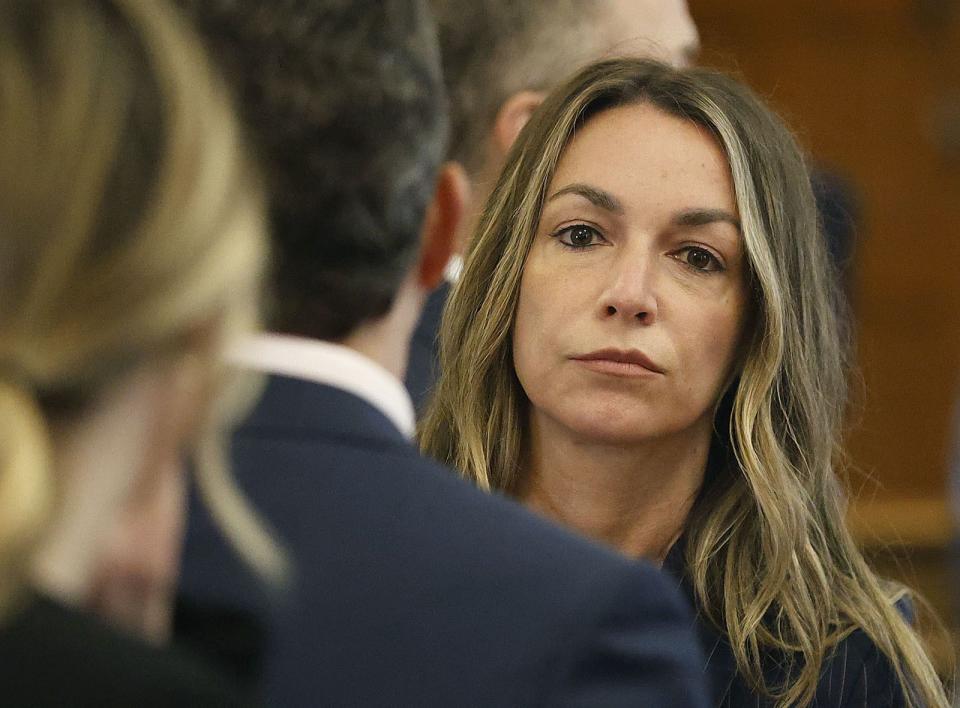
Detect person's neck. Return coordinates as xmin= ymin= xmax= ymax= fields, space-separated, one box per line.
xmin=30 ymin=369 xmax=159 ymax=609
xmin=519 ymin=414 xmax=710 ymax=564
xmin=339 ymin=276 xmax=423 ymax=380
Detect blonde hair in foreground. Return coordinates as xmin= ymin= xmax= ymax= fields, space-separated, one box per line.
xmin=420 ymin=58 xmax=950 ymax=707
xmin=0 ymin=0 xmax=285 ymax=615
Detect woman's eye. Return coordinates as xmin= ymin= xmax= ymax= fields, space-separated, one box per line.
xmin=555 ymin=224 xmax=602 ymax=249
xmin=676 ymin=246 xmax=723 ymax=272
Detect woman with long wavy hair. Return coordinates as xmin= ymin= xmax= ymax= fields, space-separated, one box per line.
xmin=420 ymin=57 xmax=950 ymax=707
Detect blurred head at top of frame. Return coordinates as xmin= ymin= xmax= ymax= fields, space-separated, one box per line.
xmin=420 ymin=57 xmax=947 ymax=707
xmin=0 ymin=0 xmax=266 ymax=617
xmin=430 ymin=0 xmax=700 ymax=250
xmin=175 ymin=0 xmax=457 ymax=346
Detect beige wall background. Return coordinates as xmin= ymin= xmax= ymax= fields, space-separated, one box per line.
xmin=690 ymin=0 xmax=960 ymax=546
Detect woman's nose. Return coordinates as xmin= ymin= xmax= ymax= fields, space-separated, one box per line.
xmin=597 ymin=253 xmax=659 ymax=324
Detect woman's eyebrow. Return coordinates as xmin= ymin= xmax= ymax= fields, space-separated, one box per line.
xmin=546 ymin=183 xmax=624 ymax=215
xmin=673 ymin=208 xmax=741 ymax=231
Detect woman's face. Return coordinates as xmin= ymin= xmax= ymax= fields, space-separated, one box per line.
xmin=512 ymin=102 xmax=749 ymax=445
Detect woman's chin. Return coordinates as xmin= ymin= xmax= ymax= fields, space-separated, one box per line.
xmin=547 ymin=407 xmax=668 ymax=446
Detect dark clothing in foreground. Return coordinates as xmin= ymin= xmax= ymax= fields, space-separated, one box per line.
xmin=663 ymin=544 xmax=907 ymax=707
xmin=0 ymin=593 xmax=250 ymax=707
xmin=178 ymin=373 xmax=709 ymax=707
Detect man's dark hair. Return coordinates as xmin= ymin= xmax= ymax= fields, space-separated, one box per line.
xmin=177 ymin=0 xmax=447 ymax=340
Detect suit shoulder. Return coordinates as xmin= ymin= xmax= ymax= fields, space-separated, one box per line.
xmin=542 ymin=563 xmax=707 ymax=707
xmin=270 ymin=432 xmax=692 ymax=621
xmin=390 ymin=451 xmax=694 ymax=613
xmin=274 ymin=450 xmax=706 ymax=707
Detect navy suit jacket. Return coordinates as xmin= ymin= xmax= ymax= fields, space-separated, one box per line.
xmin=178 ymin=373 xmax=708 ymax=707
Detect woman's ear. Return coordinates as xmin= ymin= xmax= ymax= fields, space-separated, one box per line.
xmin=417 ymin=162 xmax=469 ymax=290
xmin=492 ymin=90 xmax=547 ymax=157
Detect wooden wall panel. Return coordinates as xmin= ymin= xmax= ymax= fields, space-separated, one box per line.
xmin=689 ymin=0 xmax=960 ymax=543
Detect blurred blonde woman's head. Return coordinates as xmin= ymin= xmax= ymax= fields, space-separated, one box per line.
xmin=420 ymin=58 xmax=949 ymax=707
xmin=0 ymin=0 xmax=275 ymax=617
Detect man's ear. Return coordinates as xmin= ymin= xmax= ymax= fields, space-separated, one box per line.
xmin=417 ymin=161 xmax=469 ymax=290
xmin=492 ymin=90 xmax=547 ymax=156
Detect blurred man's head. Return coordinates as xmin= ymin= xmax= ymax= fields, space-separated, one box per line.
xmin=431 ymin=0 xmax=699 ymax=248
xmin=606 ymin=0 xmax=701 ymax=68
xmin=177 ymin=0 xmax=463 ymax=356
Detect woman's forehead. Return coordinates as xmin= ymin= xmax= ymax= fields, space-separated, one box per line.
xmin=544 ymin=103 xmax=738 ymax=224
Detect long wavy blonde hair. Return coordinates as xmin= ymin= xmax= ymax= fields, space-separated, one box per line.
xmin=0 ymin=0 xmax=284 ymax=617
xmin=420 ymin=58 xmax=949 ymax=707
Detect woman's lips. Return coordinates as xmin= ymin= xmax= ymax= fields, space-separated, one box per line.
xmin=570 ymin=349 xmax=664 ymax=378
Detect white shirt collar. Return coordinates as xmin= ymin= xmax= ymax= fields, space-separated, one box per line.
xmin=228 ymin=333 xmax=416 ymax=440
